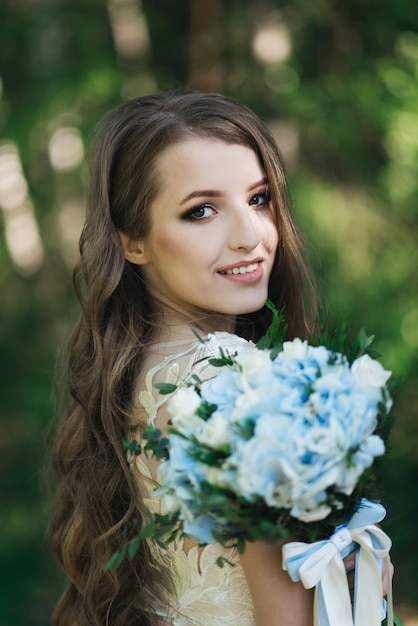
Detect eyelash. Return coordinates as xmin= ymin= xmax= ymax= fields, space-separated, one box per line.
xmin=182 ymin=205 xmax=215 ymax=221
xmin=182 ymin=189 xmax=271 ymax=222
xmin=249 ymin=190 xmax=271 ymax=207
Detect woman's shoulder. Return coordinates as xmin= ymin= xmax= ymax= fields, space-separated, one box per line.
xmin=147 ymin=331 xmax=254 ymax=375
xmin=189 ymin=331 xmax=254 ymax=379
xmin=135 ymin=332 xmax=254 ymax=426
xmin=205 ymin=331 xmax=254 ymax=353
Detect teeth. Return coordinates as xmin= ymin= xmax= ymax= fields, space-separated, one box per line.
xmin=222 ymin=263 xmax=259 ymax=275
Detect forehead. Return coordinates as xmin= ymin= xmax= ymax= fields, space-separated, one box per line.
xmin=154 ymin=137 xmax=265 ymax=197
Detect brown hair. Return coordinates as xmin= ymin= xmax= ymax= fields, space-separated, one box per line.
xmin=49 ymin=91 xmax=317 ymax=625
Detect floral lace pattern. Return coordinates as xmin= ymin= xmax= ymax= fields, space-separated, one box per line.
xmin=135 ymin=332 xmax=256 ymax=625
xmin=161 ymin=542 xmax=255 ymax=625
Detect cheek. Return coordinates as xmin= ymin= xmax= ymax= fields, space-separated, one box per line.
xmin=271 ymin=228 xmax=279 ymax=250
xmin=147 ymin=230 xmax=184 ymax=260
xmin=147 ymin=229 xmax=204 ymax=270
xmin=264 ymin=219 xmax=279 ymax=252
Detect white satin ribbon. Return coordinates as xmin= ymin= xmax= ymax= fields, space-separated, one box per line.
xmin=282 ymin=499 xmax=393 ymax=626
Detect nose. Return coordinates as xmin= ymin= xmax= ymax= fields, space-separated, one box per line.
xmin=228 ymin=207 xmax=260 ymax=251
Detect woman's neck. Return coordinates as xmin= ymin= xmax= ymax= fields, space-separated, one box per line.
xmin=152 ymin=303 xmax=235 ymax=343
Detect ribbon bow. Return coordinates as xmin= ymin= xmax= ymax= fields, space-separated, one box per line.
xmin=283 ymin=499 xmax=393 ymax=626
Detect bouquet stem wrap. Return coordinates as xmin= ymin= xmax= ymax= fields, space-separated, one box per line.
xmin=283 ymin=499 xmax=393 ymax=626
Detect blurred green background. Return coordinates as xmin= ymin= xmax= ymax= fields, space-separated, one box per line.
xmin=0 ymin=1 xmax=417 ymax=624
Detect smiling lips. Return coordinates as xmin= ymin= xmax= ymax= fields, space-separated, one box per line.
xmin=217 ymin=260 xmax=263 ymax=282
xmin=219 ymin=262 xmax=259 ymax=275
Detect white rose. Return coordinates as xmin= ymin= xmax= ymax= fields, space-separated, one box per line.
xmin=292 ymin=503 xmax=332 ymax=523
xmin=282 ymin=337 xmax=308 ymax=359
xmin=199 ymin=413 xmax=232 ymax=449
xmin=167 ymin=386 xmax=202 ymax=433
xmin=231 ymin=388 xmax=263 ymax=423
xmin=351 ymin=354 xmax=391 ymax=388
xmin=160 ymin=491 xmax=181 ymax=515
xmin=236 ymin=349 xmax=273 ymax=383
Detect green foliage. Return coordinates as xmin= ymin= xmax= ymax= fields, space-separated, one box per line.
xmin=208 ymin=347 xmax=235 ymax=368
xmin=143 ymin=428 xmax=170 ymax=461
xmin=256 ymin=299 xmax=288 ymax=356
xmin=195 ymin=401 xmax=217 ymax=421
xmin=1 ymin=0 xmax=417 ymax=622
xmin=154 ymin=382 xmax=178 ymax=395
xmin=259 ymin=300 xmax=389 ymax=368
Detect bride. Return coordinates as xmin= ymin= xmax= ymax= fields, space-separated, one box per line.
xmin=49 ymin=90 xmax=391 ymax=626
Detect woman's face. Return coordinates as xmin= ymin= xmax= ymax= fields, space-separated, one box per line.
xmin=123 ymin=137 xmax=279 ymax=318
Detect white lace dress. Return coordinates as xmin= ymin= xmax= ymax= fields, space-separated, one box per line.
xmin=134 ymin=332 xmax=256 ymax=626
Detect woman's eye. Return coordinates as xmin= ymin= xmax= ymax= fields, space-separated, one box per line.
xmin=249 ymin=191 xmax=271 ymax=207
xmin=183 ymin=205 xmax=215 ymax=221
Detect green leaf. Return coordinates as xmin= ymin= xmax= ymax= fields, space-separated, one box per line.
xmin=127 ymin=536 xmax=141 ymax=559
xmin=215 ymin=555 xmax=236 ymax=567
xmin=122 ymin=438 xmax=142 ymax=456
xmin=197 ymin=493 xmax=230 ymax=511
xmin=208 ymin=357 xmax=234 ymax=367
xmin=211 ymin=529 xmax=229 ymax=545
xmin=103 ymin=547 xmax=127 ymax=571
xmin=155 ymin=382 xmax=178 ymax=395
xmin=139 ymin=520 xmax=157 ymax=540
xmin=357 ymin=328 xmax=375 ymax=351
xmin=366 ymin=348 xmax=383 ymax=359
xmin=189 ymin=448 xmax=222 ymax=466
xmin=256 ymin=300 xmax=287 ymax=352
xmin=192 ymin=328 xmax=207 ymax=344
xmin=143 ymin=426 xmax=162 ymax=440
xmin=195 ymin=401 xmax=217 ymax=420
xmin=141 ymin=427 xmax=170 ymax=460
xmin=236 ymin=536 xmax=246 ymax=554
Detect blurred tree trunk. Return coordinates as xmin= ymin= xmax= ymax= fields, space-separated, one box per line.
xmin=142 ymin=0 xmax=191 ymax=87
xmin=142 ymin=0 xmax=224 ymax=91
xmin=188 ymin=0 xmax=223 ymax=91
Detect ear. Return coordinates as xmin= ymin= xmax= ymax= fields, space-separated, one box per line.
xmin=118 ymin=230 xmax=150 ymax=266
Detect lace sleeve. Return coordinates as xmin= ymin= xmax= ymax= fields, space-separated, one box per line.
xmin=132 ymin=332 xmax=256 ymax=626
xmin=136 ymin=332 xmax=254 ymax=428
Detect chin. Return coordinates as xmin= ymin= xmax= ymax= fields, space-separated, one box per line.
xmin=227 ymin=301 xmax=267 ymax=316
xmin=208 ymin=292 xmax=268 ymax=317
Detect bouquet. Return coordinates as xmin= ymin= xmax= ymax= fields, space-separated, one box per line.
xmin=109 ymin=303 xmax=399 ymax=626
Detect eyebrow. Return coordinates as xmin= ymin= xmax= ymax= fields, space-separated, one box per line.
xmin=179 ymin=177 xmax=268 ymax=205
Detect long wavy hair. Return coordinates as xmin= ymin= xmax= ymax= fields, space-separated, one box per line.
xmin=49 ymin=91 xmax=318 ymax=625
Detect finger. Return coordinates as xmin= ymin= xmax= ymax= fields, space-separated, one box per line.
xmin=343 ymin=554 xmax=356 ymax=573
xmin=346 ymin=569 xmax=355 ymax=603
xmin=381 ymin=560 xmax=394 ymax=597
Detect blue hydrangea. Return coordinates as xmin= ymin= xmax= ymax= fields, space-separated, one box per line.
xmin=157 ymin=340 xmax=391 ymax=536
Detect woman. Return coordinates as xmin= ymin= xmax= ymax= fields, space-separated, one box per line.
xmin=50 ymin=91 xmax=346 ymax=626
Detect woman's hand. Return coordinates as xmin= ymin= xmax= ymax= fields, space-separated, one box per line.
xmin=240 ymin=540 xmax=314 ymax=626
xmin=343 ymin=551 xmax=356 ymax=600
xmin=344 ymin=551 xmax=394 ymax=599
xmin=382 ymin=557 xmax=394 ymax=597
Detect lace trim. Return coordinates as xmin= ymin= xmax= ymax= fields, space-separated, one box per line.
xmin=138 ymin=332 xmax=253 ymax=426
xmin=158 ymin=543 xmax=255 ymax=625
xmin=135 ymin=332 xmax=256 ymax=625
xmin=136 ymin=456 xmax=255 ymax=625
